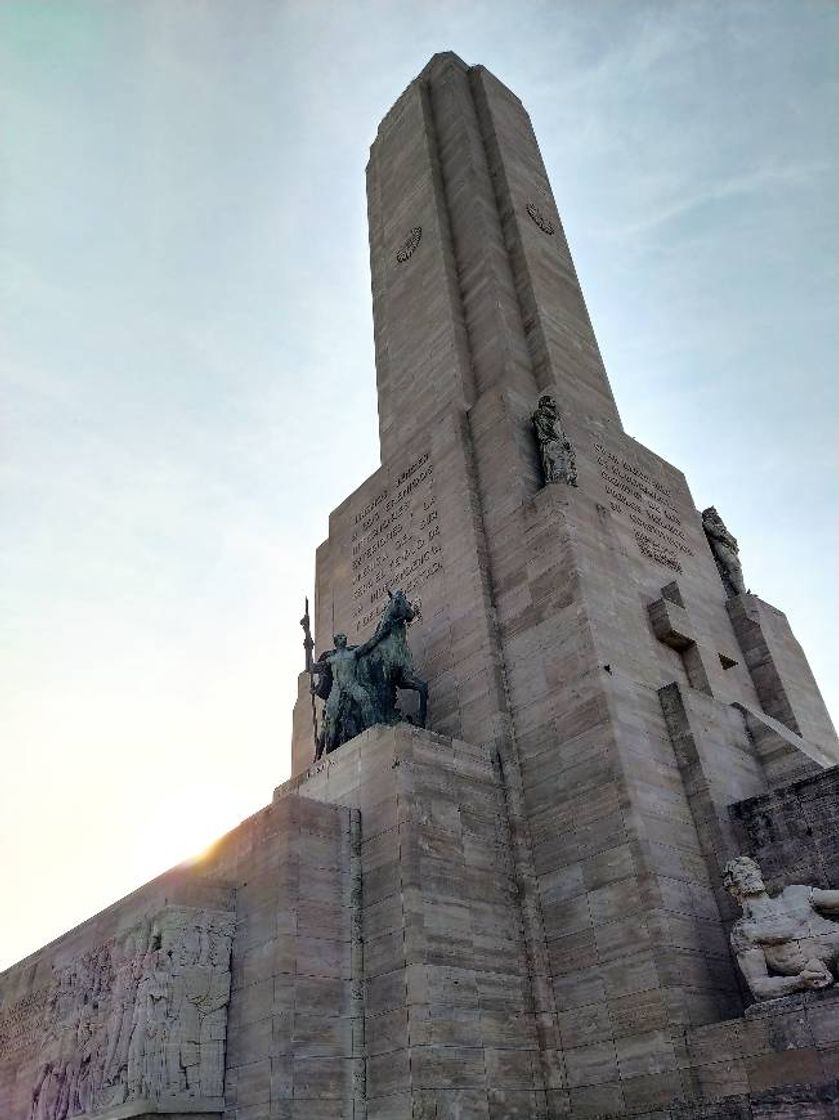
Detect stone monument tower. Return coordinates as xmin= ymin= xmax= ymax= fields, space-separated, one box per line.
xmin=2 ymin=52 xmax=839 ymax=1120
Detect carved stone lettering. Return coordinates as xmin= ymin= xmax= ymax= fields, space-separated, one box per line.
xmin=635 ymin=529 xmax=683 ymax=574
xmin=0 ymin=989 xmax=49 ymax=1055
xmin=26 ymin=906 xmax=235 ymax=1119
xmin=594 ymin=441 xmax=693 ymax=571
xmin=350 ymin=451 xmax=443 ymax=632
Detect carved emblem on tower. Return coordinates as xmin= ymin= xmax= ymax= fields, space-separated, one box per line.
xmin=526 ymin=201 xmax=555 ymax=235
xmin=396 ymin=226 xmax=422 ymax=262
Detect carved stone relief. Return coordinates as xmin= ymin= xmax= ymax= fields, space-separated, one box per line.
xmin=28 ymin=906 xmax=234 ymax=1119
xmin=396 ymin=226 xmax=422 ymax=262
xmin=702 ymin=505 xmax=746 ymax=598
xmin=723 ymin=855 xmax=839 ymax=1003
xmin=532 ymin=394 xmax=577 ymax=487
xmin=526 ymin=201 xmax=555 ymax=235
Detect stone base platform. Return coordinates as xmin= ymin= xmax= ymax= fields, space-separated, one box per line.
xmin=87 ymin=1102 xmax=223 ymax=1120
xmin=4 ymin=725 xmax=839 ymax=1118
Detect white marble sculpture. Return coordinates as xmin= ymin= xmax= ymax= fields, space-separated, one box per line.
xmin=723 ymin=855 xmax=839 ymax=1001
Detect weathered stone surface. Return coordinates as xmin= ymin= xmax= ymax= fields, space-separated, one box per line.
xmin=728 ymin=594 xmax=839 ymax=763
xmin=279 ymin=724 xmax=547 ymax=1115
xmin=731 ymin=767 xmax=839 ymax=894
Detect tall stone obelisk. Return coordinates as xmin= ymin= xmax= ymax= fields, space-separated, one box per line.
xmin=293 ymin=50 xmax=839 ymax=1116
xmin=4 ymin=52 xmax=838 ymax=1120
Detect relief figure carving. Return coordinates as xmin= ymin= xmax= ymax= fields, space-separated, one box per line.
xmin=702 ymin=505 xmax=746 ymax=597
xmin=532 ymin=394 xmax=577 ymax=487
xmin=101 ymin=924 xmax=148 ymax=1097
xmin=723 ymin=855 xmax=839 ymax=1002
xmin=30 ymin=945 xmax=112 ymax=1120
xmin=29 ymin=907 xmax=234 ymax=1119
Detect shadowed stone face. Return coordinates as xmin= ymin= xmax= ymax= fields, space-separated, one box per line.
xmin=723 ymin=854 xmax=766 ymax=899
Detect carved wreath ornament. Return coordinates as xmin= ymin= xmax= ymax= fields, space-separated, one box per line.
xmin=526 ymin=201 xmax=555 ymax=235
xmin=396 ymin=226 xmax=422 ymax=262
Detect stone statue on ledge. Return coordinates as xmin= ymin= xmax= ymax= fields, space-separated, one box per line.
xmin=702 ymin=505 xmax=746 ymax=597
xmin=532 ymin=394 xmax=577 ymax=487
xmin=723 ymin=855 xmax=839 ymax=1002
xmin=310 ymin=588 xmax=428 ymax=759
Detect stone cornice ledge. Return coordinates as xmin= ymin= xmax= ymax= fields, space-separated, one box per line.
xmin=84 ymin=1098 xmax=224 ymax=1119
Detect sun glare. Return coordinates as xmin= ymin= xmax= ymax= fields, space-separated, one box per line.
xmin=132 ymin=784 xmax=243 ymax=883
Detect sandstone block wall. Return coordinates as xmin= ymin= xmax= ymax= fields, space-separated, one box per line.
xmin=0 ymin=796 xmax=358 ymax=1120
xmin=287 ymin=50 xmax=839 ymax=1118
xmin=282 ymin=724 xmax=553 ymax=1118
xmin=730 ymin=766 xmax=839 ymax=894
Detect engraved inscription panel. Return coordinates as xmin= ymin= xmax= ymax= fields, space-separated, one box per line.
xmin=0 ymin=988 xmax=49 ymax=1055
xmin=594 ymin=441 xmax=694 ymax=573
xmin=350 ymin=450 xmax=443 ymax=633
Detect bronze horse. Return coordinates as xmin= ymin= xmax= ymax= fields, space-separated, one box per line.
xmin=359 ymin=588 xmax=428 ymax=729
xmin=311 ymin=588 xmax=428 ymax=759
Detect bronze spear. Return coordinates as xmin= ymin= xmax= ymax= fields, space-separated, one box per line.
xmin=300 ymin=597 xmax=319 ymax=756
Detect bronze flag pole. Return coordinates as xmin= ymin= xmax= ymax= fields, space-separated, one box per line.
xmin=300 ymin=597 xmax=319 ymax=757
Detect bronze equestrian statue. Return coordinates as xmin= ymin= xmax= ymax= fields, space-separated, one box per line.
xmin=309 ymin=589 xmax=428 ymax=759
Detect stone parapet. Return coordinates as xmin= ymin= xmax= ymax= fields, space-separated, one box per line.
xmin=728 ymin=593 xmax=839 ymax=764
xmin=730 ymin=766 xmax=839 ymax=893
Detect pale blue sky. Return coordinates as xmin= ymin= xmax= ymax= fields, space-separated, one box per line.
xmin=1 ymin=1 xmax=837 ymax=969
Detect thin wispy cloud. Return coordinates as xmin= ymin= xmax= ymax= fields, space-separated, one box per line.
xmin=593 ymin=160 xmax=831 ymax=243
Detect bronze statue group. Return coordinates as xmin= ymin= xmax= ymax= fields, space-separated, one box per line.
xmin=302 ymin=588 xmax=427 ymax=760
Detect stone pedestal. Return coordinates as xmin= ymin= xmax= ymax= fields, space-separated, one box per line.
xmin=278 ymin=724 xmax=563 ymax=1118
xmin=86 ymin=1105 xmax=222 ymax=1119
